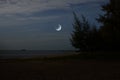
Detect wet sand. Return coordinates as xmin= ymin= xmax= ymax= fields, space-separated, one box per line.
xmin=0 ymin=54 xmax=120 ymax=80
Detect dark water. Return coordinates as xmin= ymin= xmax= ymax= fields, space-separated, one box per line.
xmin=0 ymin=50 xmax=74 ymax=59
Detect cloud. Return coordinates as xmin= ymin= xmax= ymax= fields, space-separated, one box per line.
xmin=0 ymin=0 xmax=107 ymax=27
xmin=0 ymin=0 xmax=105 ymax=15
xmin=0 ymin=14 xmax=61 ymax=27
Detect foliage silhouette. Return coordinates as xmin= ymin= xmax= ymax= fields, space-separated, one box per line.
xmin=70 ymin=0 xmax=120 ymax=52
xmin=97 ymin=0 xmax=120 ymax=51
xmin=70 ymin=12 xmax=100 ymax=51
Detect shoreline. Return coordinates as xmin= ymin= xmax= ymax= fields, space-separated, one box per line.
xmin=0 ymin=52 xmax=79 ymax=61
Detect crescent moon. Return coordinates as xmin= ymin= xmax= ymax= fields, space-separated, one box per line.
xmin=56 ymin=24 xmax=62 ymax=31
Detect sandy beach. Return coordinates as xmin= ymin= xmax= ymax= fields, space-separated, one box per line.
xmin=1 ymin=53 xmax=120 ymax=80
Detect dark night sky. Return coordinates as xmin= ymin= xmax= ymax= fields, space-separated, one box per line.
xmin=0 ymin=0 xmax=108 ymax=50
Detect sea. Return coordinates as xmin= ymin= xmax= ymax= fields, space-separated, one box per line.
xmin=0 ymin=50 xmax=75 ymax=59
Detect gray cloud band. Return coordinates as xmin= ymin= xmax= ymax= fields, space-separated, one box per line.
xmin=0 ymin=0 xmax=104 ymax=15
